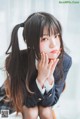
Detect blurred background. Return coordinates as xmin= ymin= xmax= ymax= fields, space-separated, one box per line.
xmin=0 ymin=0 xmax=80 ymax=119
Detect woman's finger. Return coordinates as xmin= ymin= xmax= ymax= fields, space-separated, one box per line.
xmin=51 ymin=58 xmax=59 ymax=73
xmin=42 ymin=52 xmax=46 ymax=66
xmin=45 ymin=53 xmax=48 ymax=67
xmin=48 ymin=60 xmax=54 ymax=72
xmin=39 ymin=53 xmax=43 ymax=65
xmin=57 ymin=50 xmax=61 ymax=58
xmin=40 ymin=52 xmax=44 ymax=65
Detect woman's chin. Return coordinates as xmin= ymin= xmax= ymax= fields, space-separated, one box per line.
xmin=48 ymin=53 xmax=58 ymax=59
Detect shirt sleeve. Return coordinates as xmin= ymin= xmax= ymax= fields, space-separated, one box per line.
xmin=44 ymin=80 xmax=54 ymax=92
xmin=36 ymin=79 xmax=45 ymax=94
xmin=36 ymin=79 xmax=54 ymax=94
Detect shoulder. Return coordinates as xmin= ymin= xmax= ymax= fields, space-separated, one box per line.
xmin=62 ymin=52 xmax=72 ymax=72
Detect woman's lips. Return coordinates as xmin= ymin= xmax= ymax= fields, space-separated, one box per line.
xmin=48 ymin=50 xmax=59 ymax=60
xmin=50 ymin=50 xmax=58 ymax=54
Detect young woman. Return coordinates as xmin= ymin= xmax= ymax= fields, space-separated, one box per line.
xmin=5 ymin=12 xmax=72 ymax=119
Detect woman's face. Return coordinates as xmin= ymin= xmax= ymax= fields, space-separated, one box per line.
xmin=40 ymin=27 xmax=61 ymax=60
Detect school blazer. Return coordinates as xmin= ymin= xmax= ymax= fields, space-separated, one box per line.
xmin=0 ymin=52 xmax=72 ymax=113
xmin=24 ymin=52 xmax=72 ymax=107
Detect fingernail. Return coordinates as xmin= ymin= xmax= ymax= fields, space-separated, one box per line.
xmin=57 ymin=58 xmax=59 ymax=62
xmin=42 ymin=52 xmax=44 ymax=55
xmin=51 ymin=60 xmax=53 ymax=63
xmin=58 ymin=50 xmax=61 ymax=53
xmin=59 ymin=48 xmax=62 ymax=51
xmin=45 ymin=53 xmax=48 ymax=56
xmin=54 ymin=58 xmax=56 ymax=61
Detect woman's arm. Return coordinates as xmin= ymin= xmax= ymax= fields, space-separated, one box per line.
xmin=25 ymin=53 xmax=72 ymax=107
xmin=40 ymin=53 xmax=72 ymax=106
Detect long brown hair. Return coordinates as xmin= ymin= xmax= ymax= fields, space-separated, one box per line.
xmin=5 ymin=12 xmax=64 ymax=113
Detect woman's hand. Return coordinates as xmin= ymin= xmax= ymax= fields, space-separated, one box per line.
xmin=37 ymin=50 xmax=60 ymax=87
xmin=47 ymin=50 xmax=60 ymax=85
xmin=37 ymin=52 xmax=54 ymax=87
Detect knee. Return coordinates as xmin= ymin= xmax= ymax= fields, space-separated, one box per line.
xmin=40 ymin=110 xmax=51 ymax=118
xmin=39 ymin=106 xmax=53 ymax=119
xmin=29 ymin=109 xmax=38 ymax=119
xmin=22 ymin=106 xmax=38 ymax=119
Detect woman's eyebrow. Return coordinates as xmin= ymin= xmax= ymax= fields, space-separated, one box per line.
xmin=43 ymin=34 xmax=49 ymax=36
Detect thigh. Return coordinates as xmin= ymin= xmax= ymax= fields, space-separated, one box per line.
xmin=22 ymin=105 xmax=38 ymax=119
xmin=38 ymin=106 xmax=53 ymax=119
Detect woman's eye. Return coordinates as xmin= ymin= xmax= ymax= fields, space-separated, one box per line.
xmin=54 ymin=35 xmax=57 ymax=38
xmin=54 ymin=33 xmax=59 ymax=38
xmin=42 ymin=38 xmax=48 ymax=41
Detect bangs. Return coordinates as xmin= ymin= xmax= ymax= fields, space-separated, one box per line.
xmin=40 ymin=16 xmax=62 ymax=37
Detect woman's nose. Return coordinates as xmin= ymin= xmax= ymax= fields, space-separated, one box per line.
xmin=49 ymin=39 xmax=56 ymax=48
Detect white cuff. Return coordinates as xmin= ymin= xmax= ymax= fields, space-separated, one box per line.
xmin=36 ymin=79 xmax=46 ymax=94
xmin=44 ymin=80 xmax=54 ymax=93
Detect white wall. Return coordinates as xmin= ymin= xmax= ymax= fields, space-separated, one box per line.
xmin=0 ymin=0 xmax=80 ymax=118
